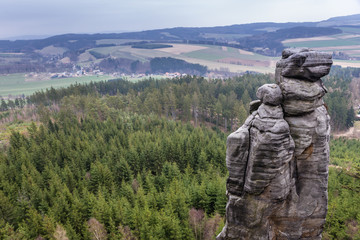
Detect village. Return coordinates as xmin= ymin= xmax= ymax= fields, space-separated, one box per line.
xmin=24 ymin=69 xmax=190 ymax=82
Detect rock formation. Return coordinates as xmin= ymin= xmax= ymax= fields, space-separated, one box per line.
xmin=217 ymin=48 xmax=332 ymax=240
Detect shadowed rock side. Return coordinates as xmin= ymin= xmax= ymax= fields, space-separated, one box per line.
xmin=217 ymin=48 xmax=332 ymax=240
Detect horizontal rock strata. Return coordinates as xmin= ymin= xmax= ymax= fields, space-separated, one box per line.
xmin=218 ymin=48 xmax=332 ymax=240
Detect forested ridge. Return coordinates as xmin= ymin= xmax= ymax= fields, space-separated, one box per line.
xmin=0 ymin=72 xmax=359 ymax=239
xmin=26 ymin=70 xmax=356 ymax=132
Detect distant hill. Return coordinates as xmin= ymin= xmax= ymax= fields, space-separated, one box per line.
xmin=317 ymin=14 xmax=360 ymax=27
xmin=0 ymin=15 xmax=351 ymax=53
xmin=237 ymin=26 xmax=341 ymax=55
xmin=0 ymin=23 xmax=317 ymax=53
xmin=1 ymin=14 xmax=359 ymax=53
xmin=1 ymin=14 xmax=360 ymax=75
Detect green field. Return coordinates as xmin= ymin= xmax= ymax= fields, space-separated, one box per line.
xmin=0 ymin=74 xmax=115 ymax=98
xmin=184 ymin=46 xmax=274 ymax=61
xmin=0 ymin=53 xmax=25 ymax=58
xmin=95 ymin=39 xmax=143 ymax=45
xmin=284 ymin=38 xmax=360 ymax=48
xmin=337 ymin=27 xmax=360 ymax=34
xmin=89 ymin=45 xmax=171 ymax=62
xmin=184 ymin=48 xmax=225 ymax=61
xmin=0 ymin=73 xmax=170 ymax=98
xmin=200 ymin=33 xmax=250 ymax=40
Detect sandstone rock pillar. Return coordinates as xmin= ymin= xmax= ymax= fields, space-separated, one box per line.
xmin=217 ymin=48 xmax=332 ymax=240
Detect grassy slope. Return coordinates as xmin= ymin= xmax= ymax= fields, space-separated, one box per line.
xmin=0 ymin=73 xmax=170 ymax=98
xmin=284 ymin=37 xmax=360 ymax=49
xmin=338 ymin=26 xmax=360 ymax=34
xmin=0 ymin=74 xmax=114 ymax=97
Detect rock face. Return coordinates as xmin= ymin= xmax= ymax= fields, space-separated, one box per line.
xmin=217 ymin=48 xmax=332 ymax=240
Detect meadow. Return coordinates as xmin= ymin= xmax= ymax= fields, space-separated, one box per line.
xmin=0 ymin=74 xmax=114 ymax=98
xmin=0 ymin=73 xmax=171 ymax=98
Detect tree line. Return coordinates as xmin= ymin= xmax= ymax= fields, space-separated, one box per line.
xmin=25 ymin=71 xmax=355 ymax=132
xmin=26 ymin=74 xmax=271 ymax=132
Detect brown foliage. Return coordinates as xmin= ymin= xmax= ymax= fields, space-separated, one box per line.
xmin=118 ymin=225 xmax=137 ymax=240
xmin=88 ymin=218 xmax=108 ymax=240
xmin=189 ymin=208 xmax=205 ymax=240
xmin=203 ymin=213 xmax=222 ymax=240
xmin=53 ymin=224 xmax=69 ymax=240
xmin=189 ymin=208 xmax=222 ymax=240
xmin=346 ymin=220 xmax=359 ymax=239
xmin=131 ymin=179 xmax=140 ymax=193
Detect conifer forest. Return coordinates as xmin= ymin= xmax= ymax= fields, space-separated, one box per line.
xmin=0 ymin=69 xmax=359 ymax=239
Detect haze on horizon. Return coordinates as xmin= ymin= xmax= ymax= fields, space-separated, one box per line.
xmin=1 ymin=0 xmax=360 ymax=40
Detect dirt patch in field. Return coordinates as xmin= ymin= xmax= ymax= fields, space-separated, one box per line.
xmin=0 ymin=53 xmax=24 ymax=56
xmin=218 ymin=58 xmax=270 ymax=67
xmin=238 ymin=49 xmax=254 ymax=55
xmin=333 ymin=61 xmax=360 ymax=68
xmin=344 ymin=49 xmax=360 ymax=55
xmin=158 ymin=44 xmax=208 ymax=55
xmin=313 ymin=45 xmax=360 ymax=51
xmin=338 ymin=34 xmax=360 ymax=39
xmin=25 ymin=73 xmax=51 ymax=82
xmin=60 ymin=57 xmax=71 ymax=64
xmin=282 ymin=36 xmax=336 ymax=44
xmin=269 ymin=60 xmax=278 ymax=68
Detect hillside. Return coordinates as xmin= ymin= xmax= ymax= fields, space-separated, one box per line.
xmin=317 ymin=14 xmax=360 ymax=27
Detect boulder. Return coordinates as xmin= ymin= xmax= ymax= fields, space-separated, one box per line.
xmin=256 ymin=84 xmax=283 ymax=106
xmin=275 ymin=48 xmax=332 ymax=82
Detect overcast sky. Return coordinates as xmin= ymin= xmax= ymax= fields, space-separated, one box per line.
xmin=1 ymin=0 xmax=360 ymax=40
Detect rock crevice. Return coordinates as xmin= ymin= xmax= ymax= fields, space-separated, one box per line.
xmin=217 ymin=48 xmax=332 ymax=240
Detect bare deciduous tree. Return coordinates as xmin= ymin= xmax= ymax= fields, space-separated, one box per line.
xmin=88 ymin=218 xmax=107 ymax=240
xmin=53 ymin=224 xmax=69 ymax=240
xmin=189 ymin=208 xmax=205 ymax=240
xmin=118 ymin=225 xmax=137 ymax=240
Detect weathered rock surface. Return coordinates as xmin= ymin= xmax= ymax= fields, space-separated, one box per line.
xmin=217 ymin=48 xmax=332 ymax=240
xmin=256 ymin=84 xmax=283 ymax=106
xmin=276 ymin=48 xmax=332 ymax=82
